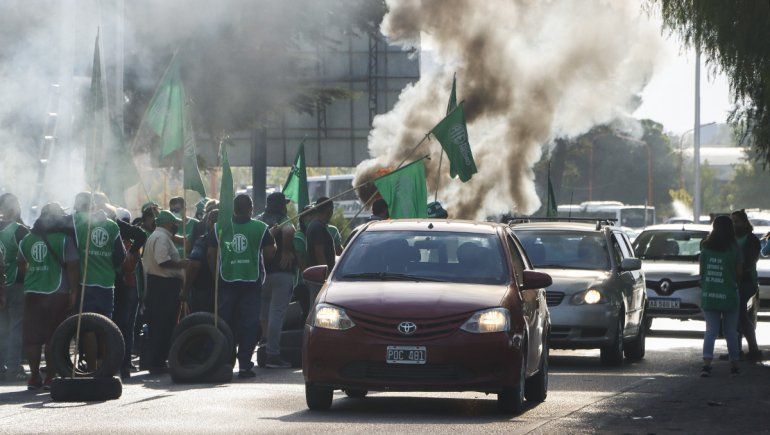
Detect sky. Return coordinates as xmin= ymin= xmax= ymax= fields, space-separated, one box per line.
xmin=634 ymin=33 xmax=734 ymax=135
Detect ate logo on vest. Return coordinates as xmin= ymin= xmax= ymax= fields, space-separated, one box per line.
xmin=90 ymin=227 xmax=109 ymax=248
xmin=31 ymin=241 xmax=48 ymax=263
xmin=231 ymin=234 xmax=248 ymax=254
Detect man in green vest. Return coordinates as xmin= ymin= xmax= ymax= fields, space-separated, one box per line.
xmin=72 ymin=192 xmax=125 ymax=319
xmin=0 ymin=193 xmax=30 ymax=382
xmin=18 ymin=203 xmax=80 ymax=390
xmin=207 ymin=194 xmax=276 ymax=378
xmin=170 ymin=196 xmax=199 ymax=258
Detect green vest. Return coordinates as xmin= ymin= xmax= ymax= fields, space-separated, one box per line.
xmin=0 ymin=222 xmax=21 ymax=285
xmin=176 ymin=217 xmax=199 ymax=258
xmin=700 ymin=246 xmax=739 ymax=311
xmin=19 ymin=232 xmax=67 ymax=294
xmin=293 ymin=230 xmax=307 ymax=287
xmin=217 ymin=219 xmax=268 ymax=283
xmin=74 ymin=212 xmax=120 ymax=288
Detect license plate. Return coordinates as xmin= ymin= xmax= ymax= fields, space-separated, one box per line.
xmin=648 ymin=298 xmax=680 ymax=309
xmin=386 ymin=346 xmax=426 ymax=365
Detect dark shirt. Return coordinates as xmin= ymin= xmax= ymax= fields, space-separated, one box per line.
xmin=306 ymin=219 xmax=335 ymax=269
xmin=116 ymin=219 xmax=148 ymax=255
xmin=259 ymin=211 xmax=294 ymax=274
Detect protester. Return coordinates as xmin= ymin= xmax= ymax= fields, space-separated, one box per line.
xmin=258 ymin=192 xmax=296 ymax=369
xmin=368 ymin=198 xmax=389 ymax=221
xmin=190 ymin=199 xmax=219 ymax=243
xmin=305 ymin=197 xmax=336 ymax=305
xmin=327 ymin=223 xmax=343 ymax=256
xmin=0 ymin=193 xmax=30 ymax=382
xmin=293 ymin=206 xmax=312 ymax=316
xmin=182 ymin=209 xmax=218 ymax=313
xmin=170 ymin=196 xmax=198 ymax=258
xmin=142 ymin=210 xmax=186 ymax=374
xmin=699 ymin=215 xmax=742 ymax=377
xmin=18 ymin=203 xmax=79 ymax=390
xmin=208 ymin=194 xmax=276 ymax=378
xmin=731 ymin=210 xmax=762 ymax=359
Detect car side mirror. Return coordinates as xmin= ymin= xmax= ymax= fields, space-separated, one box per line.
xmin=620 ymin=258 xmax=642 ymax=271
xmin=521 ymin=270 xmax=552 ymax=290
xmin=303 ymin=265 xmax=329 ymax=285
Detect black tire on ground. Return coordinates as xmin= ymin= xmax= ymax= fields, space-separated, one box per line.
xmin=50 ymin=376 xmax=122 ymax=402
xmin=600 ymin=316 xmax=625 ymax=367
xmin=171 ymin=312 xmax=235 ymax=366
xmin=498 ymin=354 xmax=526 ymax=414
xmin=206 ymin=364 xmax=234 ymax=384
xmin=344 ymin=389 xmax=368 ymax=399
xmin=50 ymin=313 xmax=125 ymax=379
xmin=525 ymin=338 xmax=548 ymax=403
xmin=624 ymin=315 xmax=647 ymax=361
xmin=306 ymin=382 xmax=333 ymax=411
xmin=168 ymin=325 xmax=227 ymax=383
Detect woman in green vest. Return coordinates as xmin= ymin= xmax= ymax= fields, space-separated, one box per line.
xmin=699 ymin=215 xmax=742 ymax=377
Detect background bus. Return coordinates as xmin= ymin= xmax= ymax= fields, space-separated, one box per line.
xmin=557 ymin=201 xmax=655 ymax=229
xmin=307 ymin=174 xmax=365 ymax=222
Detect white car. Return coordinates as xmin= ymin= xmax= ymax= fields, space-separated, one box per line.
xmin=753 ymin=226 xmax=770 ymax=311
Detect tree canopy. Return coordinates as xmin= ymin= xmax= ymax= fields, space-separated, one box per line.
xmin=653 ymin=1 xmax=770 ymax=164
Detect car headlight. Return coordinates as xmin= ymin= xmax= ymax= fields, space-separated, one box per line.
xmin=572 ymin=289 xmax=605 ymax=305
xmin=311 ymin=303 xmax=355 ymax=330
xmin=460 ymin=308 xmax=510 ymax=333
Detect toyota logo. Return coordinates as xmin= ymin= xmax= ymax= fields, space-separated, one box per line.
xmin=397 ymin=321 xmax=417 ymax=336
xmin=659 ymin=279 xmax=673 ymax=295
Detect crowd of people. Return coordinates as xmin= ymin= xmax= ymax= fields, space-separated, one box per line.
xmin=0 ymin=189 xmax=353 ymax=389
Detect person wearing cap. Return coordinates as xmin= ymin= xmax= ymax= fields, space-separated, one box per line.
xmin=368 ymin=198 xmax=389 ymax=222
xmin=182 ymin=209 xmax=218 ymax=313
xmin=170 ymin=197 xmax=199 ymax=259
xmin=258 ymin=192 xmax=297 ymax=369
xmin=142 ymin=210 xmax=187 ymax=374
xmin=0 ymin=193 xmax=30 ymax=382
xmin=207 ymin=194 xmax=276 ymax=377
xmin=17 ymin=203 xmax=80 ymax=390
xmin=306 ymin=197 xmax=336 ymax=306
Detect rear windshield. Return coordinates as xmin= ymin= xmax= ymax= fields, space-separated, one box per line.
xmin=632 ymin=230 xmax=707 ymax=261
xmin=335 ymin=230 xmax=509 ymax=285
xmin=514 ymin=230 xmax=610 ymax=271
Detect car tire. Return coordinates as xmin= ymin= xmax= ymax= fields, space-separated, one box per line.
xmin=600 ymin=316 xmax=624 ymax=367
xmin=50 ymin=313 xmax=125 ymax=379
xmin=498 ymin=353 xmax=526 ymax=414
xmin=172 ymin=312 xmax=236 ymax=366
xmin=344 ymin=389 xmax=368 ymax=399
xmin=50 ymin=376 xmax=122 ymax=402
xmin=525 ymin=339 xmax=548 ymax=403
xmin=624 ymin=315 xmax=647 ymax=361
xmin=643 ymin=316 xmax=654 ymax=333
xmin=306 ymin=382 xmax=333 ymax=411
xmin=168 ymin=325 xmax=227 ymax=383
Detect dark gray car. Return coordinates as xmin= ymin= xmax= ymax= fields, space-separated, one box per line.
xmin=511 ymin=221 xmax=647 ymax=366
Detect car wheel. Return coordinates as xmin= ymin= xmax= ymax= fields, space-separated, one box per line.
xmin=344 ymin=389 xmax=368 ymax=399
xmin=524 ymin=338 xmax=548 ymax=403
xmin=498 ymin=354 xmax=526 ymax=414
xmin=306 ymin=382 xmax=333 ymax=411
xmin=643 ymin=316 xmax=653 ymax=333
xmin=600 ymin=316 xmax=624 ymax=366
xmin=624 ymin=315 xmax=646 ymax=361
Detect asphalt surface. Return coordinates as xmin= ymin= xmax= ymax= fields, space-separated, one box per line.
xmin=1 ymin=317 xmax=769 ymax=434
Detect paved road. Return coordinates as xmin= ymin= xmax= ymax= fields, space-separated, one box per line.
xmin=1 ymin=318 xmax=769 ymax=434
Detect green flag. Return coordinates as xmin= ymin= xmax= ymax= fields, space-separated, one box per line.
xmin=101 ymin=118 xmax=141 ymax=206
xmin=447 ymin=73 xmax=457 ymax=115
xmin=143 ymin=54 xmax=206 ymax=197
xmin=282 ymin=141 xmax=309 ymax=210
xmin=546 ymin=164 xmax=557 ymax=217
xmin=218 ymin=144 xmax=234 ymax=234
xmin=373 ymin=159 xmax=428 ymax=219
xmin=430 ymin=101 xmax=477 ymax=182
xmin=85 ymin=30 xmax=107 ymax=190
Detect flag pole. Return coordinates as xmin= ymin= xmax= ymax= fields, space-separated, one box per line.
xmin=433 ymin=150 xmax=444 ymax=203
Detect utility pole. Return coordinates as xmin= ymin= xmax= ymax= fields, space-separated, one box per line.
xmin=693 ymin=47 xmax=702 ymax=223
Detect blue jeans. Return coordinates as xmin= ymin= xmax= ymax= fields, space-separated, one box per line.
xmin=0 ymin=283 xmax=24 ymax=373
xmin=703 ymin=309 xmax=740 ymax=361
xmin=83 ymin=286 xmax=115 ymax=319
xmin=260 ymin=272 xmax=295 ymax=356
xmin=217 ymin=282 xmax=261 ymax=371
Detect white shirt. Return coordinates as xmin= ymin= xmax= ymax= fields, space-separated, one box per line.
xmin=142 ymin=227 xmax=183 ymax=279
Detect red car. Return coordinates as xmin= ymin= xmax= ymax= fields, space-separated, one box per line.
xmin=301 ymin=220 xmax=552 ymax=414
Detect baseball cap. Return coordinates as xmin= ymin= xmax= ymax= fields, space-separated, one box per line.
xmin=267 ymin=192 xmax=290 ymax=207
xmin=141 ymin=201 xmax=160 ymax=214
xmin=155 ymin=210 xmax=182 ymax=226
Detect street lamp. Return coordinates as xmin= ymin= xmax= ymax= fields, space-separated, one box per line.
xmin=678 ymin=122 xmax=716 ymax=190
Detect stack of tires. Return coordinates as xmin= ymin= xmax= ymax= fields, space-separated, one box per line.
xmin=49 ymin=313 xmax=124 ymax=402
xmin=169 ymin=312 xmax=235 ymax=383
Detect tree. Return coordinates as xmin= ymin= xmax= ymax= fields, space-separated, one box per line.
xmin=652 ymin=1 xmax=770 ymax=164
xmin=722 ymin=158 xmax=770 ymax=210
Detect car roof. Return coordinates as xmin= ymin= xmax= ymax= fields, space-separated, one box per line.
xmin=363 ymin=219 xmax=502 ymax=234
xmin=509 ymin=222 xmax=604 ymax=232
xmin=638 ymin=224 xmax=712 ymax=232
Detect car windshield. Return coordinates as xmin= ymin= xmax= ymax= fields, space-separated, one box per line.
xmin=335 ymin=230 xmax=509 ymax=285
xmin=632 ymin=230 xmax=707 ymax=261
xmin=514 ymin=230 xmax=610 ymax=271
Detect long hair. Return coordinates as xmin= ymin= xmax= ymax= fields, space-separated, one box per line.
xmin=702 ymin=215 xmax=735 ymax=252
xmin=731 ymin=209 xmax=753 ymax=236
